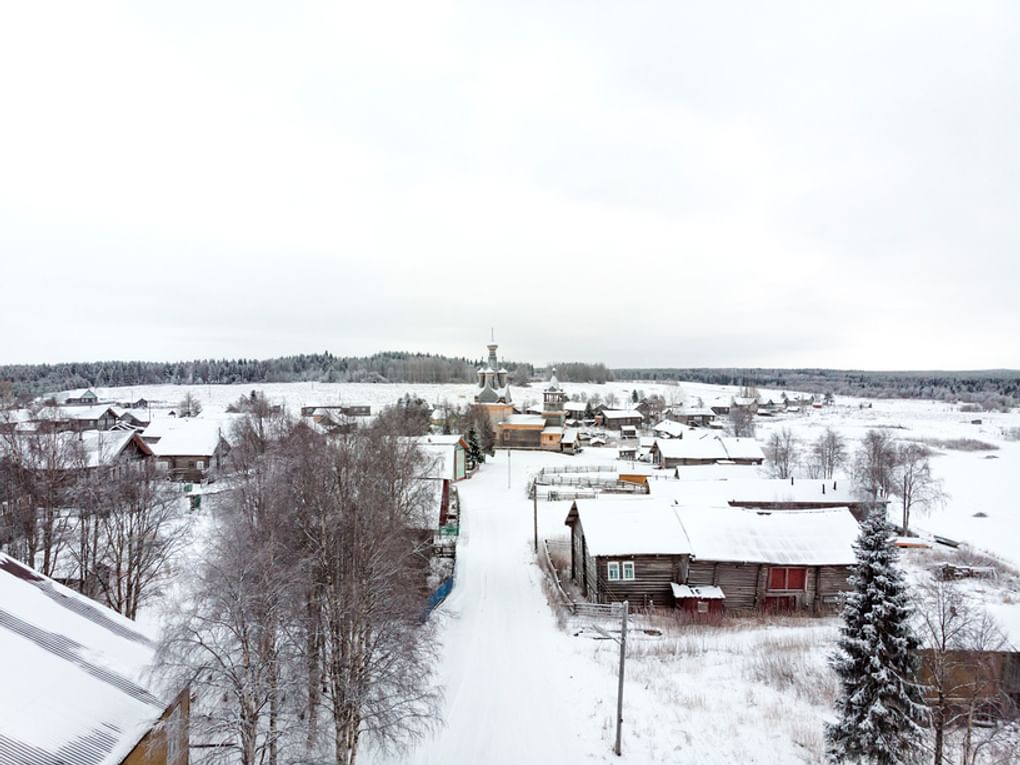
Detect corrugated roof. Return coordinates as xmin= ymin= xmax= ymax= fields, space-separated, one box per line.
xmin=0 ymin=555 xmax=166 ymax=765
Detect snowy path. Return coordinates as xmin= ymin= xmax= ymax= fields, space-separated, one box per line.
xmin=372 ymin=451 xmax=616 ymax=765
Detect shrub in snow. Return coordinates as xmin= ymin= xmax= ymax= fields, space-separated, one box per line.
xmin=826 ymin=508 xmax=927 ymax=764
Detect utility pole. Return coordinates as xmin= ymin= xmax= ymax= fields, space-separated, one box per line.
xmin=614 ymin=600 xmax=628 ymax=757
xmin=533 ymin=489 xmax=538 ymax=554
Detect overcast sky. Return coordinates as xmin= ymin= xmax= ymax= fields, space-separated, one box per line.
xmin=2 ymin=2 xmax=1018 ymax=370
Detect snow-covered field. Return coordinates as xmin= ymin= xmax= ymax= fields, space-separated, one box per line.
xmin=80 ymin=378 xmax=1020 ymax=567
xmin=78 ymin=380 xmax=1020 ymax=763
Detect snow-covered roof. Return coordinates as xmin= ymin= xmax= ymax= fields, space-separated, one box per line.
xmin=574 ymin=499 xmax=694 ymax=557
xmin=502 ymin=414 xmax=547 ymax=427
xmin=654 ymin=434 xmax=728 ymax=460
xmin=564 ymin=401 xmax=587 ymax=412
xmin=0 ymin=554 xmax=167 ymax=764
xmin=677 ymin=506 xmax=859 ymax=565
xmin=653 ymin=434 xmax=764 ymax=462
xmin=0 ymin=430 xmax=151 ymax=469
xmin=671 ymin=583 xmax=726 ymax=600
xmin=572 ymin=501 xmax=859 ymax=565
xmin=406 ymin=435 xmax=465 ymax=481
xmin=561 ymin=429 xmax=579 ymax=444
xmin=542 ymin=426 xmax=564 ymax=436
xmin=601 ymin=409 xmax=643 ymax=420
xmin=652 ymin=419 xmax=694 ymax=438
xmin=146 ymin=418 xmax=227 ymax=457
xmin=728 ymin=478 xmax=857 ymax=506
xmin=721 ymin=437 xmax=766 ymax=461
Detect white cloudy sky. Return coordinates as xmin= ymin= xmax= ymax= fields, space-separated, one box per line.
xmin=1 ymin=1 xmax=1018 ymax=369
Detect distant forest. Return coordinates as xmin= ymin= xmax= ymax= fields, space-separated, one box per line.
xmin=0 ymin=352 xmax=614 ymax=397
xmin=3 ymin=355 xmax=1017 ymax=408
xmin=613 ymin=368 xmax=1020 ymax=408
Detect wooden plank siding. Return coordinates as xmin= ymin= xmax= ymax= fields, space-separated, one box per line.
xmin=568 ymin=514 xmax=851 ymax=614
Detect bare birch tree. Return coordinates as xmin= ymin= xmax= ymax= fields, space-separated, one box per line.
xmin=892 ymin=443 xmax=946 ymax=536
xmin=764 ymin=427 xmax=799 ymax=479
xmin=810 ymin=427 xmax=847 ymax=479
xmin=853 ymin=429 xmax=898 ymax=502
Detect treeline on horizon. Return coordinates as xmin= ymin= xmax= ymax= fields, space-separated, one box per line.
xmin=2 ymin=354 xmax=1017 ymax=407
xmin=613 ymin=367 xmax=1020 ymax=407
xmin=0 ymin=352 xmax=614 ymax=396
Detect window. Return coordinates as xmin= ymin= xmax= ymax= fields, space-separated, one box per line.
xmin=196 ymin=460 xmax=205 ymax=469
xmin=696 ymin=601 xmax=709 ymax=614
xmin=622 ymin=561 xmax=635 ymax=580
xmin=769 ymin=567 xmax=807 ymax=590
xmin=607 ymin=562 xmax=620 ymax=581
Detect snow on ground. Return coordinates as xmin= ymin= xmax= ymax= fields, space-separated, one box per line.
xmin=369 ymin=448 xmax=848 ymax=765
xmin=69 ymin=381 xmax=1020 ymax=762
xmin=754 ymin=399 xmax=1020 ymax=567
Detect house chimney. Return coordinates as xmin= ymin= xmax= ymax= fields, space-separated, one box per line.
xmin=833 ymin=480 xmax=837 ymax=491
xmin=822 ymin=483 xmax=826 ymax=495
xmin=790 ymin=476 xmax=794 ymax=485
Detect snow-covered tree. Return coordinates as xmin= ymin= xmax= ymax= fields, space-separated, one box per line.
xmin=467 ymin=428 xmax=484 ymax=467
xmin=826 ymin=508 xmax=927 ymax=764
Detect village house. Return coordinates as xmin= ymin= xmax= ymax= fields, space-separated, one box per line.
xmin=598 ymin=409 xmax=644 ymax=431
xmin=0 ymin=553 xmax=190 ymax=764
xmin=143 ymin=419 xmax=230 ymax=482
xmin=564 ymin=499 xmax=859 ymax=612
xmin=63 ymin=388 xmax=100 ymax=405
xmin=563 ymin=400 xmax=589 ymax=421
xmin=650 ymin=433 xmax=765 ymax=468
xmin=664 ymin=407 xmax=717 ymax=428
xmin=651 ymin=419 xmax=694 ymax=439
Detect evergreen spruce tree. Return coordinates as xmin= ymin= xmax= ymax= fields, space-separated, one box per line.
xmin=826 ymin=508 xmax=927 ymax=764
xmin=467 ymin=428 xmax=485 ymax=466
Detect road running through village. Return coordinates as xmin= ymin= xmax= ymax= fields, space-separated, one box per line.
xmin=370 ymin=450 xmax=622 ymax=765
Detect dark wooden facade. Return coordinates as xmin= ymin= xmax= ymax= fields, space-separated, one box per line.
xmin=566 ymin=510 xmax=850 ymax=613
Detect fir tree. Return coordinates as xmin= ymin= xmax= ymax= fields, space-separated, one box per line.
xmin=467 ymin=428 xmax=485 ymax=467
xmin=826 ymin=508 xmax=927 ymax=764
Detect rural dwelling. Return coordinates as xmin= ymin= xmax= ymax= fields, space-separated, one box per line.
xmin=650 ymin=433 xmax=765 ymax=467
xmin=560 ymin=429 xmax=580 ymax=455
xmin=665 ymin=408 xmax=717 ymax=427
xmin=598 ymin=409 xmax=644 ymax=431
xmin=0 ymin=553 xmax=189 ymax=764
xmin=63 ymin=388 xmax=100 ymax=405
xmin=728 ymin=478 xmax=881 ymax=521
xmin=26 ymin=405 xmax=122 ymax=433
xmin=917 ymin=648 xmax=1020 ymax=717
xmin=563 ymin=400 xmax=589 ymax=420
xmin=565 ymin=499 xmax=858 ymax=612
xmin=0 ymin=430 xmax=153 ymax=480
xmin=408 ymin=434 xmax=468 ymax=482
xmin=144 ymin=419 xmax=230 ymax=482
xmin=496 ymin=414 xmax=547 ymax=449
xmin=652 ymin=419 xmax=694 ymax=439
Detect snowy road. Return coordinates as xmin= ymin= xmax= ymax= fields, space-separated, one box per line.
xmin=371 ymin=451 xmax=618 ymax=765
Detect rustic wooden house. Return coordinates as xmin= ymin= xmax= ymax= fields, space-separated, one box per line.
xmin=0 ymin=554 xmax=190 ymax=764
xmin=496 ymin=414 xmax=547 ymax=449
xmin=652 ymin=419 xmax=694 ymax=439
xmin=565 ymin=499 xmax=858 ymax=612
xmin=650 ymin=434 xmax=764 ymax=468
xmin=728 ymin=478 xmax=882 ymax=521
xmin=598 ymin=409 xmax=644 ymax=431
xmin=560 ymin=429 xmax=581 ymax=455
xmin=917 ymin=648 xmax=1020 ymax=717
xmin=665 ymin=407 xmax=717 ymax=427
xmin=146 ymin=419 xmax=230 ymax=482
xmin=64 ymin=388 xmax=99 ymax=405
